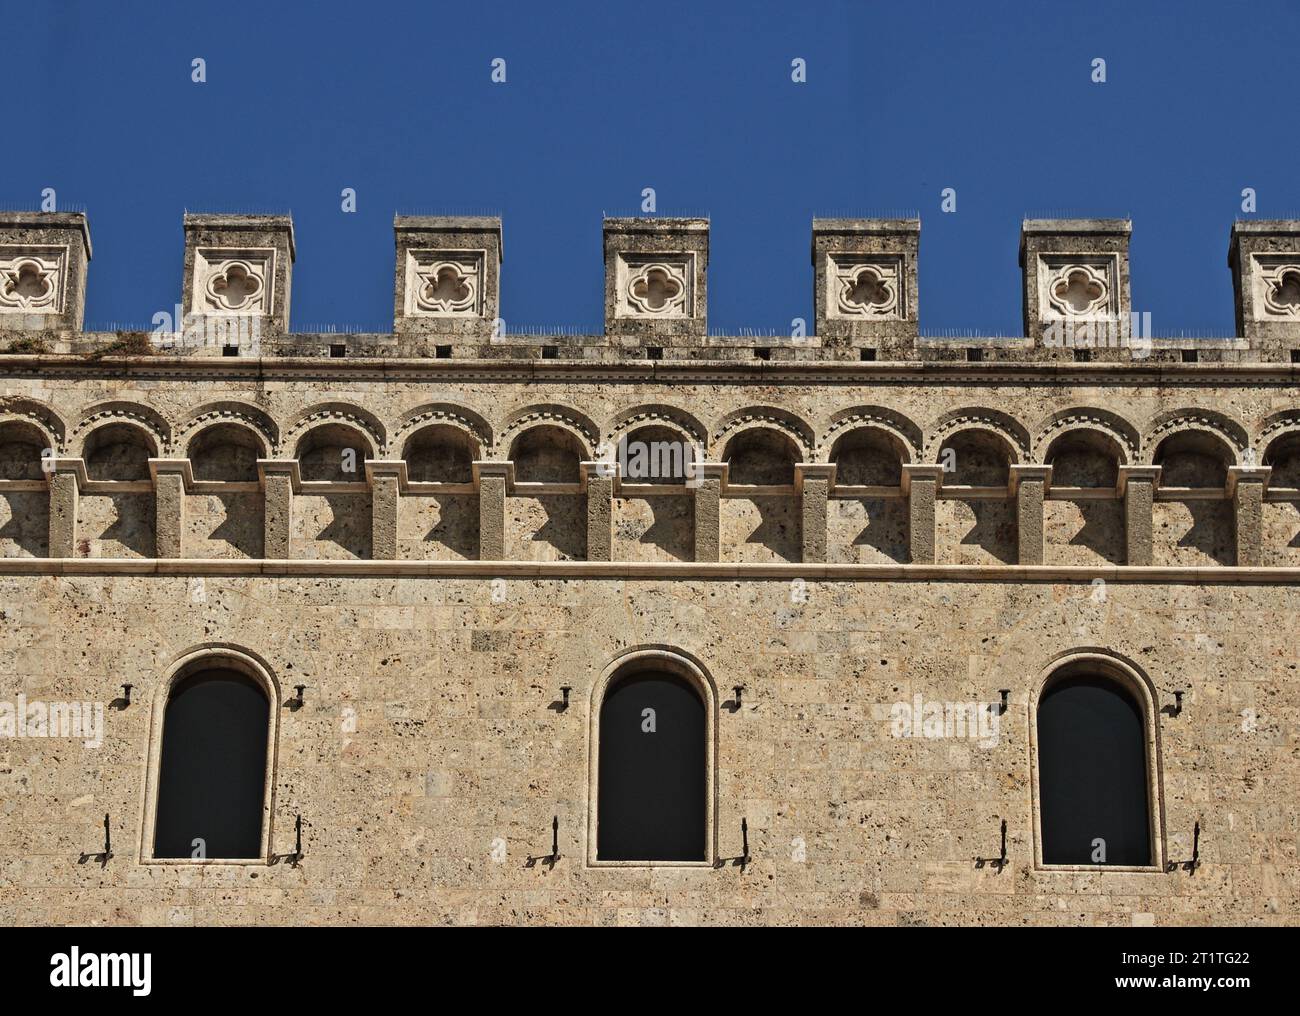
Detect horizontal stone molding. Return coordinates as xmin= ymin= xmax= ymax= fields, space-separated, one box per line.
xmin=1 ymin=558 xmax=1298 ymax=583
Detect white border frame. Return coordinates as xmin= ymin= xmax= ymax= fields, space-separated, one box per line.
xmin=138 ymin=643 xmax=281 ymax=865
xmin=1027 ymin=647 xmax=1167 ymax=872
xmin=586 ymin=645 xmax=718 ymax=867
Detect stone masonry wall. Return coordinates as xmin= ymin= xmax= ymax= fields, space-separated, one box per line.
xmin=0 ymin=573 xmax=1295 ymax=926
xmin=1 ymin=358 xmax=1298 ymax=926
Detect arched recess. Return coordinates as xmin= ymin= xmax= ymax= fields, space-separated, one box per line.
xmin=176 ymin=402 xmax=278 ymax=463
xmin=0 ymin=397 xmax=66 ymax=455
xmin=617 ymin=424 xmax=698 ymax=484
xmin=402 ymin=424 xmax=481 ymax=483
xmin=509 ymin=425 xmax=588 ymax=484
xmin=1144 ymin=408 xmax=1246 ymax=473
xmin=499 ymin=405 xmax=595 ymax=470
xmin=283 ymin=403 xmax=385 ymax=460
xmin=714 ymin=406 xmax=814 ymax=466
xmin=1028 ymin=649 xmax=1165 ymax=870
xmin=140 ymin=645 xmax=281 ymax=864
xmin=1042 ymin=428 xmax=1127 ymax=488
xmin=935 ymin=427 xmax=1016 ymax=486
xmin=1257 ymin=410 xmax=1300 ymax=488
xmin=0 ymin=419 xmax=53 ymax=480
xmin=1151 ymin=429 xmax=1236 ymax=488
xmin=187 ymin=421 xmax=269 ymax=482
xmin=822 ymin=406 xmax=921 ymax=465
xmin=1034 ymin=407 xmax=1139 ymax=467
xmin=721 ymin=426 xmax=801 ymax=486
xmin=80 ymin=420 xmax=159 ymax=481
xmin=608 ymin=405 xmax=706 ymax=484
xmin=587 ymin=646 xmax=717 ymax=866
xmin=828 ymin=425 xmax=911 ymax=486
xmin=928 ymin=407 xmax=1030 ymax=466
xmin=74 ymin=402 xmax=170 ymax=460
xmin=295 ymin=422 xmax=374 ymax=482
xmin=392 ymin=403 xmax=492 ymax=462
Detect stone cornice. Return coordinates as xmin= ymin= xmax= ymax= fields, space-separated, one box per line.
xmin=0 ymin=354 xmax=1297 ymax=388
xmin=2 ymin=558 xmax=1299 ymax=583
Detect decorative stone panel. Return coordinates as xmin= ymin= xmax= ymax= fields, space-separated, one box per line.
xmin=615 ymin=255 xmax=694 ymax=319
xmin=1254 ymin=258 xmax=1300 ymax=317
xmin=404 ymin=251 xmax=485 ymax=317
xmin=393 ymin=216 xmax=501 ymax=340
xmin=0 ymin=212 xmax=92 ymax=331
xmin=812 ymin=219 xmax=918 ymax=356
xmin=1038 ymin=257 xmax=1118 ymax=319
xmin=828 ymin=256 xmax=903 ymax=320
xmin=604 ymin=218 xmax=708 ymax=343
xmin=1020 ymin=219 xmax=1131 ymax=347
xmin=0 ymin=247 xmax=67 ymax=314
xmin=192 ymin=248 xmax=275 ymax=315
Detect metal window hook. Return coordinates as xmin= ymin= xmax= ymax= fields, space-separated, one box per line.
xmin=527 ymin=816 xmax=561 ymax=869
xmin=272 ymin=814 xmax=304 ymax=867
xmin=79 ymin=813 xmax=113 ymax=868
xmin=1172 ymin=689 xmax=1184 ymax=716
xmin=732 ymin=684 xmax=745 ymax=709
xmin=286 ymin=685 xmax=306 ymax=711
xmin=112 ymin=684 xmax=133 ymax=710
xmin=975 ymin=818 xmax=1008 ymax=873
xmin=988 ymin=689 xmax=1009 ymax=715
xmin=559 ymin=686 xmax=571 ymax=711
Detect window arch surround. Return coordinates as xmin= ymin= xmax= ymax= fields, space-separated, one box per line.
xmin=1027 ymin=649 xmax=1166 ymax=871
xmin=587 ymin=647 xmax=718 ymax=867
xmin=139 ymin=645 xmax=281 ymax=864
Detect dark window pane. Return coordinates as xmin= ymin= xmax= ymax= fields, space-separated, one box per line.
xmin=154 ymin=669 xmax=269 ymax=859
xmin=598 ymin=671 xmax=706 ymax=861
xmin=1038 ymin=674 xmax=1151 ymax=865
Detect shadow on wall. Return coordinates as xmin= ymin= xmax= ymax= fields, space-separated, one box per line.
xmin=955 ymin=500 xmax=1017 ymax=564
xmin=845 ymin=499 xmax=909 ymax=564
xmin=614 ymin=495 xmax=693 ymax=562
xmin=0 ymin=491 xmax=48 ymax=556
xmin=418 ymin=495 xmax=478 ymax=559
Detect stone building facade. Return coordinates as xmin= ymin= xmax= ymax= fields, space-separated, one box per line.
xmin=0 ymin=211 xmax=1297 ymax=926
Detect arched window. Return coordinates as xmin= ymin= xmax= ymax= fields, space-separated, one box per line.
xmin=1036 ymin=666 xmax=1154 ymax=866
xmin=153 ymin=667 xmax=271 ymax=859
xmin=596 ymin=666 xmax=708 ymax=862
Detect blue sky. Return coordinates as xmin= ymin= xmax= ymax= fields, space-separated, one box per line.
xmin=15 ymin=0 xmax=1298 ymax=336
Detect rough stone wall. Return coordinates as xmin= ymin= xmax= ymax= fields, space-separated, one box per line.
xmin=1 ymin=573 xmax=1296 ymax=927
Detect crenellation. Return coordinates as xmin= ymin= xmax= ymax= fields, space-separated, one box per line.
xmin=181 ymin=213 xmax=295 ymax=340
xmin=4 ymin=210 xmax=1300 ymax=364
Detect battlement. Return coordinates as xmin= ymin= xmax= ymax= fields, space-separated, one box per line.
xmin=3 ymin=211 xmax=1299 ymax=362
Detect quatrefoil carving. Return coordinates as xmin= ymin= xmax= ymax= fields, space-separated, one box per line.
xmin=626 ymin=263 xmax=687 ymax=315
xmin=416 ymin=262 xmax=478 ymax=314
xmin=195 ymin=250 xmax=273 ymax=315
xmin=1047 ymin=264 xmax=1110 ymax=317
xmin=838 ymin=265 xmax=896 ymax=316
xmin=1 ymin=260 xmax=53 ymax=307
xmin=0 ymin=250 xmax=63 ymax=312
xmin=1262 ymin=265 xmax=1300 ymax=317
xmin=829 ymin=257 xmax=902 ymax=319
xmin=205 ymin=261 xmax=263 ymax=311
